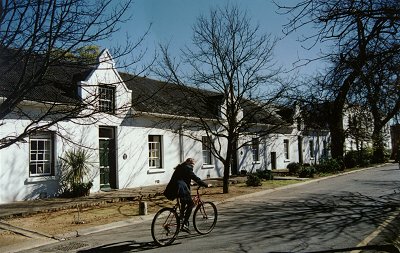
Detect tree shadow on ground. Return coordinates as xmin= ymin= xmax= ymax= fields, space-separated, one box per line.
xmin=75 ymin=233 xmax=199 ymax=252
xmin=76 ymin=240 xmax=158 ymax=253
xmin=213 ymin=186 xmax=400 ymax=252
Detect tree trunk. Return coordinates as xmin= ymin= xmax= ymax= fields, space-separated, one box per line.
xmin=223 ymin=161 xmax=230 ymax=193
xmin=223 ymin=139 xmax=234 ymax=194
xmin=329 ymin=111 xmax=345 ymax=161
xmin=371 ymin=129 xmax=385 ymax=163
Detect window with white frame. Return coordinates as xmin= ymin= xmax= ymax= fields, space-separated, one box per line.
xmin=252 ymin=138 xmax=260 ymax=162
xmin=148 ymin=135 xmax=162 ymax=168
xmin=202 ymin=136 xmax=212 ymax=165
xmin=309 ymin=140 xmax=315 ymax=158
xmin=29 ymin=132 xmax=54 ymax=176
xmin=284 ymin=139 xmax=289 ymax=160
xmin=99 ymin=85 xmax=115 ymax=113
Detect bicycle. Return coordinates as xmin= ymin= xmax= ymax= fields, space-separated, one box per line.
xmin=151 ymin=186 xmax=218 ymax=246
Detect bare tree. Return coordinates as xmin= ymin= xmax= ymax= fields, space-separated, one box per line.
xmin=154 ymin=5 xmax=288 ymax=193
xmin=277 ymin=0 xmax=400 ymax=160
xmin=0 ymin=0 xmax=149 ymax=149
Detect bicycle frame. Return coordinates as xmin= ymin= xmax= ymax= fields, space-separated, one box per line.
xmin=174 ymin=186 xmax=204 ymax=221
xmin=151 ymin=185 xmax=217 ymax=246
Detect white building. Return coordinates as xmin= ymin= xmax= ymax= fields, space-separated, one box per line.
xmin=0 ymin=50 xmax=330 ymax=203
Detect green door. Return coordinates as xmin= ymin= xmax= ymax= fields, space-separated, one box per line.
xmin=99 ymin=127 xmax=116 ymax=190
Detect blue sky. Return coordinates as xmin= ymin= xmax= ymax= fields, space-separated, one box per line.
xmin=102 ymin=0 xmax=324 ymax=78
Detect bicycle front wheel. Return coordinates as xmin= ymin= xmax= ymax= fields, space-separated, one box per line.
xmin=151 ymin=207 xmax=180 ymax=246
xmin=193 ymin=201 xmax=217 ymax=234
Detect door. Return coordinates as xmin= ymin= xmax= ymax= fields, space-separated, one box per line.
xmin=270 ymin=152 xmax=277 ymax=170
xmin=298 ymin=136 xmax=303 ymax=164
xmin=99 ymin=127 xmax=117 ymax=190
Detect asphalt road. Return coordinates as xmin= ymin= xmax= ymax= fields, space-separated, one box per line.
xmin=22 ymin=164 xmax=400 ymax=253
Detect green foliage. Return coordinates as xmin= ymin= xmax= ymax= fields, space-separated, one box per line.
xmin=51 ymin=45 xmax=100 ymax=64
xmin=60 ymin=148 xmax=92 ymax=185
xmin=298 ymin=166 xmax=316 ymax=178
xmin=344 ymin=151 xmax=357 ymax=168
xmin=61 ymin=182 xmax=93 ymax=198
xmin=255 ymin=169 xmax=274 ymax=180
xmin=59 ymin=148 xmax=93 ymax=198
xmin=344 ymin=149 xmax=372 ymax=168
xmin=315 ymin=158 xmax=342 ymax=173
xmin=287 ymin=162 xmax=301 ymax=175
xmin=246 ymin=174 xmax=262 ymax=187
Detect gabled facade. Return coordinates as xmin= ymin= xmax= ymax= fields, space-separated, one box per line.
xmin=0 ymin=50 xmax=330 ymax=204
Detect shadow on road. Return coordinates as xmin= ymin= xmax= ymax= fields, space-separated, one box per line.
xmin=75 ymin=233 xmax=201 ymax=252
xmin=215 ymin=185 xmax=400 ymax=252
xmin=76 ymin=241 xmax=157 ymax=252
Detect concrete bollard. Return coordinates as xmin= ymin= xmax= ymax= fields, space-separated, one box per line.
xmin=139 ymin=201 xmax=148 ymax=215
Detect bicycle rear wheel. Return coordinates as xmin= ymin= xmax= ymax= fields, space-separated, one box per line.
xmin=193 ymin=201 xmax=217 ymax=234
xmin=151 ymin=207 xmax=180 ymax=246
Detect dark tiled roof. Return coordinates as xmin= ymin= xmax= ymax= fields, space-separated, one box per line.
xmin=242 ymin=99 xmax=286 ymax=125
xmin=0 ymin=48 xmax=289 ymax=124
xmin=120 ymin=73 xmax=223 ymax=119
xmin=0 ymin=48 xmax=93 ymax=104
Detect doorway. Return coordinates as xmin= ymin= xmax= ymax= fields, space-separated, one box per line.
xmin=270 ymin=152 xmax=277 ymax=170
xmin=99 ymin=127 xmax=117 ymax=190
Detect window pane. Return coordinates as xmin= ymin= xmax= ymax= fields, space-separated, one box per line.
xmin=202 ymin=136 xmax=212 ymax=165
xmin=99 ymin=86 xmax=115 ymax=113
xmin=148 ymin=135 xmax=162 ymax=168
xmin=30 ymin=133 xmax=53 ymax=176
xmin=284 ymin=139 xmax=289 ymax=159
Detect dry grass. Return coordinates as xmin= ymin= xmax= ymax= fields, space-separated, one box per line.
xmin=0 ymin=179 xmax=301 ymax=247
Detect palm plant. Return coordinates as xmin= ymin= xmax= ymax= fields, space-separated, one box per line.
xmin=59 ymin=148 xmax=93 ymax=197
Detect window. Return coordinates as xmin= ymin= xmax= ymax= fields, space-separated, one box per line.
xmin=99 ymin=85 xmax=115 ymax=113
xmin=29 ymin=132 xmax=54 ymax=176
xmin=149 ymin=135 xmax=162 ymax=168
xmin=202 ymin=136 xmax=212 ymax=165
xmin=309 ymin=140 xmax=314 ymax=158
xmin=252 ymin=138 xmax=260 ymax=162
xmin=284 ymin=139 xmax=289 ymax=160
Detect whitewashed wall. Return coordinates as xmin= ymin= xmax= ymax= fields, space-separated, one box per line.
xmin=0 ymin=49 xmax=336 ymax=204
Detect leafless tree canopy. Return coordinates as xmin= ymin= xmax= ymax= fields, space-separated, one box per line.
xmin=155 ymin=4 xmax=289 ymax=193
xmin=0 ymin=0 xmax=151 ymax=149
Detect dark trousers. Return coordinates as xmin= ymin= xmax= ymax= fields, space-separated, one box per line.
xmin=180 ymin=196 xmax=194 ymax=226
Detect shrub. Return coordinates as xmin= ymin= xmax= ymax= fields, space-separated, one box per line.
xmin=344 ymin=149 xmax=373 ymax=168
xmin=298 ymin=166 xmax=316 ymax=178
xmin=246 ymin=174 xmax=262 ymax=187
xmin=315 ymin=158 xmax=342 ymax=173
xmin=256 ymin=169 xmax=274 ymax=180
xmin=344 ymin=151 xmax=358 ymax=168
xmin=60 ymin=182 xmax=93 ymax=198
xmin=59 ymin=148 xmax=93 ymax=198
xmin=287 ymin=162 xmax=302 ymax=175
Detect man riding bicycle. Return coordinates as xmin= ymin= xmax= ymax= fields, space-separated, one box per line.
xmin=164 ymin=158 xmax=209 ymax=233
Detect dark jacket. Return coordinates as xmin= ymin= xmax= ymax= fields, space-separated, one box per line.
xmin=164 ymin=163 xmax=207 ymax=200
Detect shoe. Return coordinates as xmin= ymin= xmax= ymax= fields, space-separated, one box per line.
xmin=180 ymin=224 xmax=191 ymax=234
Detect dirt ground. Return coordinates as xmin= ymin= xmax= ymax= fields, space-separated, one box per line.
xmin=0 ymin=180 xmax=299 ymax=247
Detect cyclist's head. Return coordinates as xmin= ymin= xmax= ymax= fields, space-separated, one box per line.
xmin=185 ymin=158 xmax=195 ymax=165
